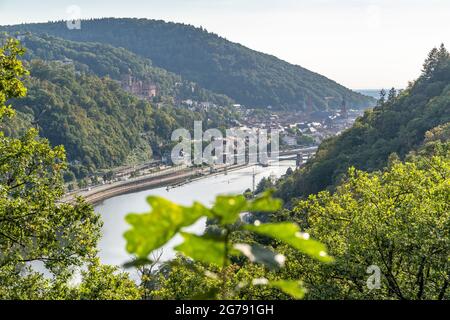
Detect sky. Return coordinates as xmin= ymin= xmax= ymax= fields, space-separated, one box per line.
xmin=1 ymin=0 xmax=449 ymax=89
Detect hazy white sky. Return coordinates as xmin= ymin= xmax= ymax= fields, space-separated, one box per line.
xmin=1 ymin=0 xmax=449 ymax=89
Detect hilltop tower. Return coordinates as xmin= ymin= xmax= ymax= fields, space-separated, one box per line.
xmin=341 ymin=97 xmax=348 ymax=119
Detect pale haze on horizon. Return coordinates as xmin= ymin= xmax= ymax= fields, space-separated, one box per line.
xmin=1 ymin=0 xmax=449 ymax=90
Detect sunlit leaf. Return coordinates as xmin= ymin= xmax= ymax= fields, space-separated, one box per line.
xmin=270 ymin=280 xmax=306 ymax=299
xmin=234 ymin=243 xmax=285 ymax=269
xmin=247 ymin=192 xmax=283 ymax=212
xmin=211 ymin=195 xmax=247 ymax=225
xmin=245 ymin=222 xmax=333 ymax=263
xmin=175 ymin=232 xmax=227 ymax=266
xmin=124 ymin=196 xmax=211 ymax=258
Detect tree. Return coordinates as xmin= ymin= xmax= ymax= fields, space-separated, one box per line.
xmin=255 ymin=177 xmax=273 ymax=194
xmin=387 ymin=87 xmax=397 ymax=102
xmin=378 ymin=88 xmax=386 ymax=106
xmin=285 ymin=167 xmax=294 ymax=176
xmin=286 ymin=152 xmax=449 ymax=300
xmin=437 ymin=43 xmax=449 ymax=64
xmin=75 ymin=259 xmax=142 ymax=300
xmin=0 ymin=39 xmax=139 ymax=299
xmin=422 ymin=47 xmax=439 ymax=78
xmin=422 ymin=44 xmax=449 ymax=80
xmin=0 ymin=39 xmax=28 ymax=118
xmin=0 ymin=38 xmax=96 ymax=297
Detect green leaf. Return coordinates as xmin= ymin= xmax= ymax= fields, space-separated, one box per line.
xmin=246 ymin=192 xmax=283 ymax=212
xmin=245 ymin=222 xmax=333 ymax=263
xmin=124 ymin=196 xmax=211 ymax=258
xmin=270 ymin=280 xmax=306 ymax=299
xmin=175 ymin=232 xmax=227 ymax=267
xmin=211 ymin=195 xmax=247 ymax=225
xmin=234 ymin=243 xmax=285 ymax=270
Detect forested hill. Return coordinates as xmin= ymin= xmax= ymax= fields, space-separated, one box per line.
xmin=1 ymin=18 xmax=374 ymax=110
xmin=275 ymin=45 xmax=450 ymax=201
xmin=1 ymin=60 xmax=220 ymax=178
xmin=10 ymin=33 xmax=233 ymax=106
xmin=0 ymin=33 xmax=239 ymax=180
xmin=2 ymin=60 xmax=237 ymax=180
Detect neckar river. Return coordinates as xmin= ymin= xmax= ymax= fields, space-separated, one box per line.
xmin=94 ymin=160 xmax=296 ymax=268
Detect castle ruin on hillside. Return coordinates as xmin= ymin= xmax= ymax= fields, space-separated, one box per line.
xmin=122 ymin=74 xmax=158 ymax=100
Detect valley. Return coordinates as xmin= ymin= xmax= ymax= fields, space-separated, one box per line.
xmin=0 ymin=12 xmax=448 ymax=302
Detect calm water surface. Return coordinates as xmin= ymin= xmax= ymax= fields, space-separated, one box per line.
xmin=94 ymin=161 xmax=295 ymax=267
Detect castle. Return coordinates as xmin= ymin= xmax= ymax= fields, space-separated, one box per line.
xmin=122 ymin=74 xmax=157 ymax=100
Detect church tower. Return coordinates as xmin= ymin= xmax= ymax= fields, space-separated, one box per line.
xmin=341 ymin=97 xmax=348 ymax=119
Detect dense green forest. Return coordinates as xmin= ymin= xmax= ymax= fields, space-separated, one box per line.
xmin=275 ymin=45 xmax=450 ymax=201
xmin=13 ymin=33 xmax=234 ymax=106
xmin=0 ymin=39 xmax=141 ymax=299
xmin=0 ymin=36 xmax=238 ymax=179
xmin=1 ymin=18 xmax=374 ymax=110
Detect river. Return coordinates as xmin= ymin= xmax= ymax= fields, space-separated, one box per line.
xmin=94 ymin=160 xmax=296 ymax=268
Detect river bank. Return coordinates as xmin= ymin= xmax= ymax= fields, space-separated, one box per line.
xmin=65 ymin=163 xmax=250 ymax=205
xmin=65 ymin=147 xmax=316 ymax=205
xmin=95 ymin=160 xmax=297 ymax=269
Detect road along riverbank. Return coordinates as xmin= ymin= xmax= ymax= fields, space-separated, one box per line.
xmin=64 ymin=163 xmax=249 ymax=205
xmin=64 ymin=147 xmax=317 ymax=205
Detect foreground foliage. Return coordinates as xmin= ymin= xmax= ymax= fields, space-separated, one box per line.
xmin=1 ymin=37 xmax=448 ymax=301
xmin=278 ymin=140 xmax=450 ymax=299
xmin=142 ymin=141 xmax=449 ymax=300
xmin=0 ymin=39 xmax=140 ymax=299
xmin=124 ymin=192 xmax=333 ymax=299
